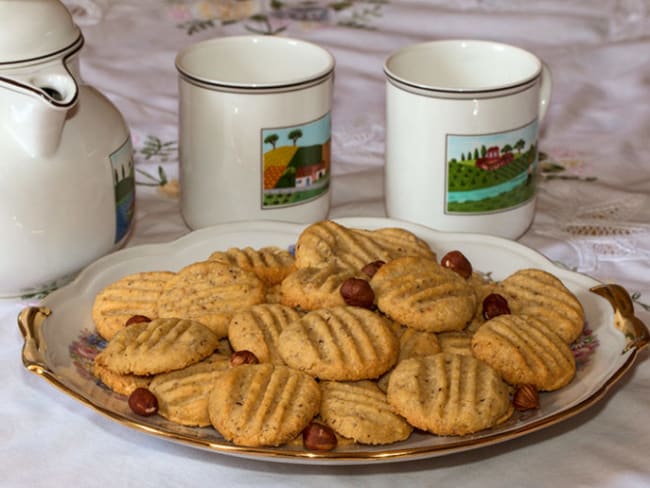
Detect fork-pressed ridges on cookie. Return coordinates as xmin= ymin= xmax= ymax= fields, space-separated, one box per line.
xmin=387 ymin=353 xmax=514 ymax=436
xmin=277 ymin=306 xmax=400 ymax=381
xmin=319 ymin=380 xmax=413 ymax=445
xmin=208 ymin=246 xmax=296 ymax=286
xmin=371 ymin=256 xmax=478 ymax=332
xmin=208 ymin=363 xmax=321 ymax=447
xmin=94 ymin=317 xmax=220 ymax=376
xmin=227 ymin=303 xmax=302 ymax=365
xmin=148 ymin=353 xmax=231 ymax=427
xmin=294 ymin=220 xmax=436 ymax=272
xmin=156 ymin=260 xmax=266 ymax=338
xmin=92 ymin=271 xmax=176 ymax=340
xmin=471 ymin=314 xmax=576 ymax=391
xmin=496 ymin=268 xmax=585 ymax=344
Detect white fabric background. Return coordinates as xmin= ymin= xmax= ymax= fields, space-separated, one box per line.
xmin=2 ymin=1 xmax=649 ymax=486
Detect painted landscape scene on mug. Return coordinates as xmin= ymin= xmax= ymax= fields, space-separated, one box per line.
xmin=110 ymin=138 xmax=135 ymax=244
xmin=261 ymin=113 xmax=331 ymax=209
xmin=446 ymin=119 xmax=538 ymax=214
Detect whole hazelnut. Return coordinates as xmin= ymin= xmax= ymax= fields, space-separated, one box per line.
xmin=302 ymin=422 xmax=338 ymax=451
xmin=440 ymin=250 xmax=473 ymax=279
xmin=125 ymin=315 xmax=152 ymax=326
xmin=482 ymin=293 xmax=511 ymax=320
xmin=128 ymin=387 xmax=158 ymax=416
xmin=340 ymin=277 xmax=375 ymax=309
xmin=230 ymin=350 xmax=259 ymax=367
xmin=361 ymin=260 xmax=386 ymax=278
xmin=513 ymin=384 xmax=540 ymax=411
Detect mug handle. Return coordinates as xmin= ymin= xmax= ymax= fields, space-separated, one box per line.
xmin=539 ymin=62 xmax=552 ymax=122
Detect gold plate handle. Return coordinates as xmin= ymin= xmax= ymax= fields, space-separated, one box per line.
xmin=590 ymin=284 xmax=650 ymax=353
xmin=18 ymin=306 xmax=53 ymax=374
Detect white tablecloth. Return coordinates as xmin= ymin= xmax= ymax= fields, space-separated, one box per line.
xmin=3 ymin=1 xmax=649 ymax=486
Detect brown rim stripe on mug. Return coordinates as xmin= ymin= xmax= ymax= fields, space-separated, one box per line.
xmin=176 ymin=69 xmax=334 ymax=94
xmin=384 ymin=72 xmax=541 ymax=97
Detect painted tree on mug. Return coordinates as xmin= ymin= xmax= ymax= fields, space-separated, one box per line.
xmin=264 ymin=133 xmax=279 ymax=150
xmin=288 ymin=129 xmax=303 ymax=146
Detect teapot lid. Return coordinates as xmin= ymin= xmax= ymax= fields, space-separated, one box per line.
xmin=0 ymin=0 xmax=81 ymax=64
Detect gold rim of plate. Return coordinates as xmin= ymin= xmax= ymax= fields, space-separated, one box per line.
xmin=17 ymin=219 xmax=650 ymax=464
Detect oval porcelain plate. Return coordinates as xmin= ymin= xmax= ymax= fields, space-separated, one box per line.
xmin=19 ymin=218 xmax=649 ymax=465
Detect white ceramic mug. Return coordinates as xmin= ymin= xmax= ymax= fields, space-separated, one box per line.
xmin=384 ymin=39 xmax=552 ymax=239
xmin=176 ymin=35 xmax=334 ymax=229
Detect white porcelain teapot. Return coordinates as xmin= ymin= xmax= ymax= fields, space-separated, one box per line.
xmin=0 ymin=0 xmax=135 ymax=297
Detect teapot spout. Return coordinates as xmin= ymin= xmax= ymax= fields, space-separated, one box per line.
xmin=0 ymin=60 xmax=79 ymax=157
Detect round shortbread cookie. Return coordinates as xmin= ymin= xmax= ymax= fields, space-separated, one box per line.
xmin=94 ymin=317 xmax=219 ymax=376
xmin=496 ymin=268 xmax=585 ymax=343
xmin=227 ymin=304 xmax=302 ymax=364
xmin=208 ymin=363 xmax=321 ymax=447
xmin=371 ymin=256 xmax=477 ymax=332
xmin=471 ymin=314 xmax=576 ymax=391
xmin=208 ymin=246 xmax=295 ymax=285
xmin=319 ymin=380 xmax=412 ymax=445
xmin=156 ymin=260 xmax=266 ymax=338
xmin=92 ymin=271 xmax=176 ymax=340
xmin=277 ymin=306 xmax=399 ymax=381
xmin=149 ymin=354 xmax=231 ymax=427
xmin=294 ymin=220 xmax=436 ymax=272
xmin=387 ymin=353 xmax=514 ymax=436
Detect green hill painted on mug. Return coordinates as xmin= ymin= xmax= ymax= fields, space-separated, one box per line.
xmin=274 ymin=144 xmax=325 ymax=188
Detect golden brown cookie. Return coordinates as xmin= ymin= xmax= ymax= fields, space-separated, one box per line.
xmin=277 ymin=306 xmax=399 ymax=381
xmin=496 ymin=268 xmax=585 ymax=343
xmin=92 ymin=271 xmax=175 ymax=340
xmin=94 ymin=317 xmax=219 ymax=376
xmin=208 ymin=363 xmax=321 ymax=447
xmin=387 ymin=353 xmax=514 ymax=436
xmin=437 ymin=331 xmax=474 ymax=356
xmin=319 ymin=380 xmax=412 ymax=445
xmin=294 ymin=220 xmax=436 ymax=272
xmin=208 ymin=246 xmax=295 ymax=285
xmin=227 ymin=304 xmax=301 ymax=364
xmin=92 ymin=361 xmax=151 ymax=396
xmin=371 ymin=256 xmax=477 ymax=332
xmin=149 ymin=354 xmax=231 ymax=426
xmin=279 ymin=264 xmax=360 ymax=311
xmin=470 ymin=314 xmax=576 ymax=391
xmin=156 ymin=260 xmax=266 ymax=337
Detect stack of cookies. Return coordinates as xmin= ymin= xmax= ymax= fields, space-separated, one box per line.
xmin=90 ymin=220 xmax=585 ymax=449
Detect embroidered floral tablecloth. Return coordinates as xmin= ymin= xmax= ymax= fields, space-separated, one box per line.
xmin=2 ymin=1 xmax=649 ymax=487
